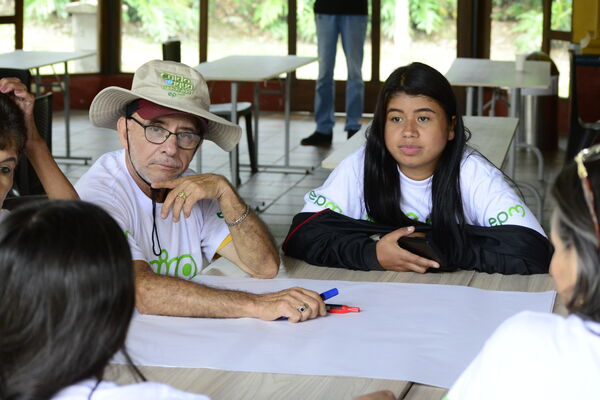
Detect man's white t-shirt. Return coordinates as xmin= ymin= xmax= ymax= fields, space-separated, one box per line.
xmin=446 ymin=312 xmax=600 ymax=400
xmin=52 ymin=379 xmax=209 ymax=400
xmin=75 ymin=149 xmax=230 ymax=281
xmin=301 ymin=146 xmax=545 ymax=235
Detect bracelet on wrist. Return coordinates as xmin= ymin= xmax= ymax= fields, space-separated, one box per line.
xmin=225 ymin=204 xmax=250 ymax=227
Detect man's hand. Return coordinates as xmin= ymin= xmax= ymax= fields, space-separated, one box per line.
xmin=153 ymin=173 xmax=279 ymax=279
xmin=375 ymin=226 xmax=439 ymax=273
xmin=354 ymin=391 xmax=396 ymax=400
xmin=0 ymin=77 xmax=35 ymax=129
xmin=252 ymin=287 xmax=326 ymax=323
xmin=152 ymin=173 xmax=231 ymax=221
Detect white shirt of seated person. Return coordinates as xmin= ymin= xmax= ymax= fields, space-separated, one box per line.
xmin=301 ymin=146 xmax=545 ymax=236
xmin=444 ymin=311 xmax=600 ymax=400
xmin=51 ymin=378 xmax=210 ymax=400
xmin=76 ymin=148 xmax=230 ymax=281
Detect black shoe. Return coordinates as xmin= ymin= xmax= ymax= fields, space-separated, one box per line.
xmin=300 ymin=131 xmax=332 ymax=147
xmin=346 ymin=129 xmax=359 ymax=139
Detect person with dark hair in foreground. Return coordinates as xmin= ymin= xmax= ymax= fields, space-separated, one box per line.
xmin=444 ymin=148 xmax=600 ymax=399
xmin=283 ymin=62 xmax=551 ymax=275
xmin=0 ymin=201 xmax=208 ymax=399
xmin=0 ymin=78 xmax=78 ymax=215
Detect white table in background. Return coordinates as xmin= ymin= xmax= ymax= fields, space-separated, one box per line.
xmin=195 ymin=55 xmax=318 ymax=186
xmin=322 ymin=116 xmax=518 ymax=170
xmin=446 ymin=58 xmax=550 ymax=220
xmin=0 ymin=50 xmax=96 ymax=164
xmin=445 ymin=58 xmax=550 ymax=179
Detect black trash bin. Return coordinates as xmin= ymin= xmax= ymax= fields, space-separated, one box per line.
xmin=521 ymin=51 xmax=560 ymax=151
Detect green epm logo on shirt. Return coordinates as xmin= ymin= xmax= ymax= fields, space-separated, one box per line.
xmin=308 ymin=191 xmax=343 ymax=213
xmin=405 ymin=212 xmax=432 ymax=225
xmin=149 ymin=249 xmax=199 ymax=280
xmin=488 ymin=204 xmax=526 ymax=226
xmin=160 ymin=72 xmax=194 ymax=97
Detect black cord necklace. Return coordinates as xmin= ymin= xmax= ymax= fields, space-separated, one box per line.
xmin=125 ymin=122 xmax=163 ymax=257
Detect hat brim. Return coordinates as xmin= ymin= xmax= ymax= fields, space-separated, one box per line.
xmin=89 ymin=86 xmax=242 ymax=152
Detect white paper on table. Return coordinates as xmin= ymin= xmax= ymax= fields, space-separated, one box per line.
xmin=114 ymin=276 xmax=555 ymax=388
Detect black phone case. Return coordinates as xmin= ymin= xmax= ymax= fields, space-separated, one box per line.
xmin=397 ymin=236 xmax=445 ymax=266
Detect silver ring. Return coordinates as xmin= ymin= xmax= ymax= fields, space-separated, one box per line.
xmin=297 ymin=303 xmax=309 ymax=313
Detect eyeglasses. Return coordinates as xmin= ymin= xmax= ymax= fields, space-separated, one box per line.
xmin=128 ymin=117 xmax=203 ymax=150
xmin=574 ymin=144 xmax=600 ymax=247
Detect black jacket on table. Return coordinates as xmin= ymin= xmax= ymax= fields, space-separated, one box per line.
xmin=282 ymin=209 xmax=552 ymax=275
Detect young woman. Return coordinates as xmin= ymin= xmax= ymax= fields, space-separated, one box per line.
xmin=0 ymin=201 xmax=208 ymax=399
xmin=0 ymin=77 xmax=78 ymax=216
xmin=445 ymin=150 xmax=600 ymax=399
xmin=283 ymin=62 xmax=550 ymax=274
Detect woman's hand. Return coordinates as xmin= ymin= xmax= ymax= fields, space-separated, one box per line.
xmin=0 ymin=78 xmax=35 ymax=124
xmin=375 ymin=226 xmax=440 ymax=273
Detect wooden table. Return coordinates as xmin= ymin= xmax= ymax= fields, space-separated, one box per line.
xmin=322 ymin=116 xmax=518 ymax=170
xmin=0 ymin=50 xmax=96 ymax=164
xmin=107 ymin=255 xmax=561 ymax=400
xmin=195 ymin=55 xmax=318 ymax=185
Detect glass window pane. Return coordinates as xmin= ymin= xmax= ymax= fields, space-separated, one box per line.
xmin=0 ymin=0 xmax=14 ymax=16
xmin=0 ymin=24 xmax=15 ymax=52
xmin=379 ymin=0 xmax=457 ymax=80
xmin=490 ymin=0 xmax=542 ymax=61
xmin=208 ymin=0 xmax=287 ymax=62
xmin=296 ymin=0 xmax=372 ymax=81
xmin=121 ymin=1 xmax=199 ymax=72
xmin=551 ymin=0 xmax=571 ymax=32
xmin=549 ymin=39 xmax=569 ymax=98
xmin=23 ymin=0 xmax=99 ymax=73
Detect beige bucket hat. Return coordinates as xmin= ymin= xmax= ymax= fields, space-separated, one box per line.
xmin=89 ymin=60 xmax=241 ymax=152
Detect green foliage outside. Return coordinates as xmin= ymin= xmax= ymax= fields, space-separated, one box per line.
xmin=492 ymin=0 xmax=571 ymax=52
xmin=23 ymin=0 xmax=571 ymax=46
xmin=24 ymin=0 xmax=70 ymax=20
xmin=122 ymin=0 xmax=199 ymax=41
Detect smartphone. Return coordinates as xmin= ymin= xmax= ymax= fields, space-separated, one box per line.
xmin=397 ymin=236 xmax=445 ymax=266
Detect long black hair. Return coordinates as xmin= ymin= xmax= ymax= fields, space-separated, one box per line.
xmin=552 ymin=160 xmax=600 ymax=323
xmin=0 ymin=200 xmax=144 ymax=399
xmin=364 ymin=62 xmax=471 ymax=262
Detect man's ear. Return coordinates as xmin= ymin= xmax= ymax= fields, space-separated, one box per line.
xmin=116 ymin=117 xmax=128 ymax=149
xmin=448 ymin=116 xmax=456 ymax=141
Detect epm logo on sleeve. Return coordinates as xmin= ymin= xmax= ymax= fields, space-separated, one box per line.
xmin=489 ymin=204 xmax=526 ymax=226
xmin=308 ymin=190 xmax=343 ymax=213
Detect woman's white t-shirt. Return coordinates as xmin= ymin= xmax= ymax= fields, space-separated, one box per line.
xmin=446 ymin=312 xmax=600 ymax=400
xmin=301 ymin=146 xmax=545 ymax=235
xmin=52 ymin=379 xmax=209 ymax=400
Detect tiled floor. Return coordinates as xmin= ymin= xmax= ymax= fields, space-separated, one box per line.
xmin=53 ymin=110 xmax=566 ymax=245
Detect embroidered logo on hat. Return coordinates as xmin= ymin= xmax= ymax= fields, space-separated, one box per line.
xmin=160 ymin=72 xmax=194 ymax=97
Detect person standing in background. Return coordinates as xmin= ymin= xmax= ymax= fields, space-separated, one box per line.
xmin=300 ymin=0 xmax=368 ymax=147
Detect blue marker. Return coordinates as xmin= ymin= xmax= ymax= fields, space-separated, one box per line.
xmin=276 ymin=288 xmax=339 ymax=320
xmin=320 ymin=288 xmax=339 ymax=301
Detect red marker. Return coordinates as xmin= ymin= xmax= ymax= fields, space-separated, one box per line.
xmin=326 ymin=304 xmax=361 ymax=314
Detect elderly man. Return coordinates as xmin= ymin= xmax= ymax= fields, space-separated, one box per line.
xmin=76 ymin=60 xmax=324 ymax=323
